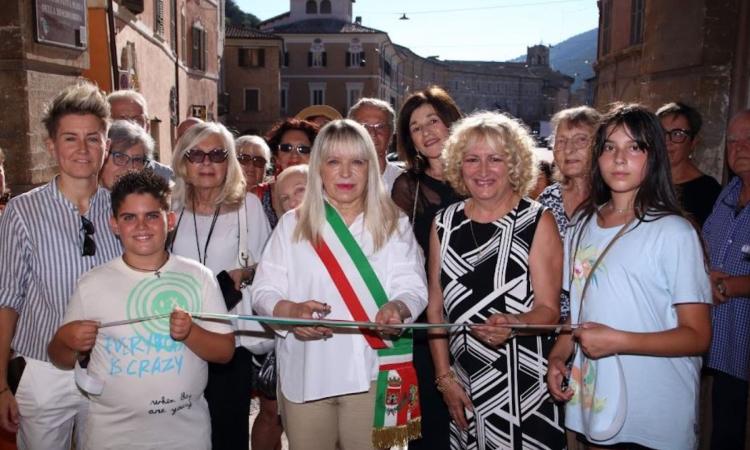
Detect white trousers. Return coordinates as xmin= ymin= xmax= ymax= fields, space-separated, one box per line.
xmin=15 ymin=357 xmax=88 ymax=450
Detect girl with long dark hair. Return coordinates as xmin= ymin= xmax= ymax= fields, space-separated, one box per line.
xmin=546 ymin=104 xmax=712 ymax=449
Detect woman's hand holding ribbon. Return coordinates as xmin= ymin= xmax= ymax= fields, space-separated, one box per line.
xmin=287 ymin=300 xmax=333 ymax=341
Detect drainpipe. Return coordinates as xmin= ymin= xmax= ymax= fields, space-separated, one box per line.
xmin=108 ymin=0 xmax=119 ymax=90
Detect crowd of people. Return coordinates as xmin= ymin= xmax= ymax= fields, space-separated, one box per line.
xmin=0 ymin=79 xmax=747 ymax=450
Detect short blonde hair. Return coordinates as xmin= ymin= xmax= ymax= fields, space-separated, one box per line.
xmin=294 ymin=119 xmax=400 ymax=250
xmin=236 ymin=135 xmax=272 ymax=172
xmin=273 ymin=164 xmax=309 ymax=217
xmin=42 ymin=81 xmax=110 ymax=138
xmin=171 ymin=122 xmax=246 ymax=210
xmin=443 ymin=111 xmax=538 ymax=197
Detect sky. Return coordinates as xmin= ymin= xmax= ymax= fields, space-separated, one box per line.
xmin=235 ymin=0 xmax=599 ymax=62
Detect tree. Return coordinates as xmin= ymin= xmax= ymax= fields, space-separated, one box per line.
xmin=225 ymin=0 xmax=260 ymax=28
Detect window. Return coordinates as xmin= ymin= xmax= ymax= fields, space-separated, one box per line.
xmin=346 ymin=39 xmax=365 ymax=67
xmin=244 ymin=89 xmax=260 ymax=112
xmin=239 ymin=48 xmax=265 ymax=68
xmin=309 ymin=82 xmax=326 ymax=105
xmin=320 ymin=0 xmax=331 ymax=13
xmin=280 ymin=50 xmax=289 ymax=67
xmin=306 ymin=0 xmax=317 ymax=14
xmin=383 ymin=60 xmax=392 ymax=78
xmin=308 ymin=39 xmax=326 ymax=67
xmin=280 ymin=83 xmax=289 ymax=113
xmin=154 ymin=0 xmax=164 ymax=36
xmin=346 ymin=82 xmax=363 ymax=110
xmin=180 ymin=9 xmax=187 ymax=62
xmin=191 ymin=22 xmax=206 ymax=70
xmin=169 ymin=0 xmax=176 ymax=51
xmin=630 ymin=0 xmax=645 ymax=45
xmin=600 ymin=0 xmax=612 ymax=56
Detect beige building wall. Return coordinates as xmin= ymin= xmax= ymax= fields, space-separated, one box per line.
xmin=224 ymin=35 xmax=282 ymax=135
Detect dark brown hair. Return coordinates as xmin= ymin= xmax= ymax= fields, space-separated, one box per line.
xmin=396 ymin=86 xmax=462 ymax=172
xmin=265 ymin=118 xmax=320 ymax=156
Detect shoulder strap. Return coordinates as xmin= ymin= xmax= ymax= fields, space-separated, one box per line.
xmin=238 ymin=197 xmax=251 ymax=267
xmin=574 ymin=217 xmax=635 ymax=324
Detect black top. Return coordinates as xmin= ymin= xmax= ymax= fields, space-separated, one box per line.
xmin=677 ymin=174 xmax=721 ymax=227
xmin=391 ymin=170 xmax=464 ymax=262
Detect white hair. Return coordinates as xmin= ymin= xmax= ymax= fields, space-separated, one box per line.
xmin=236 ymin=135 xmax=272 ymax=172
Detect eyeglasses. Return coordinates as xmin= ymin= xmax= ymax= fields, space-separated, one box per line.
xmin=360 ymin=122 xmax=391 ymax=136
xmin=81 ymin=216 xmax=96 ymax=257
xmin=278 ymin=144 xmax=312 ymax=155
xmin=110 ymin=151 xmax=149 ymax=168
xmin=237 ymin=154 xmax=267 ymax=169
xmin=664 ymin=128 xmax=692 ymax=144
xmin=553 ymin=134 xmax=592 ymax=151
xmin=185 ymin=148 xmax=229 ymax=164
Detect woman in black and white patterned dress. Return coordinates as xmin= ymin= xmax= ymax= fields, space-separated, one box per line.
xmin=426 ymin=112 xmax=565 ymax=450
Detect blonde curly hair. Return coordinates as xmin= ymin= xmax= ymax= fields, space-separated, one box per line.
xmin=443 ymin=111 xmax=538 ymax=197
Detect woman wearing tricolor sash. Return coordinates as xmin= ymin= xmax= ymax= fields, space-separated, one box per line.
xmin=252 ymin=119 xmax=428 ymax=450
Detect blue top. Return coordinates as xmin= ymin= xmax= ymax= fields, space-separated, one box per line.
xmin=702 ymin=176 xmax=750 ymax=381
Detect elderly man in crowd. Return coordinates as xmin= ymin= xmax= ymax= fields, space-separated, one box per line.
xmin=0 ymin=82 xmax=122 ymax=449
xmin=348 ymin=98 xmax=404 ymax=192
xmin=106 ymin=90 xmax=174 ymax=182
xmin=703 ymin=109 xmax=750 ymax=450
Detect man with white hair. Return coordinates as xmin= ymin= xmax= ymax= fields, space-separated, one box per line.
xmin=107 ymin=90 xmax=174 ymax=182
xmin=348 ymin=98 xmax=404 ymax=192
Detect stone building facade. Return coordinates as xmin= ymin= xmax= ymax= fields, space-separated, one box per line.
xmin=593 ymin=0 xmax=750 ymax=181
xmin=0 ymin=0 xmax=91 ymax=192
xmin=0 ymin=0 xmax=224 ymax=193
xmin=250 ymin=0 xmax=574 ymax=134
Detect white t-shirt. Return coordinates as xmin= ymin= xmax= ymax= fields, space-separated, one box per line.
xmin=564 ymin=214 xmax=711 ymax=450
xmin=382 ymin=162 xmax=404 ymax=194
xmin=64 ymin=255 xmax=233 ymax=450
xmin=171 ymin=193 xmax=272 ymax=351
xmin=252 ymin=210 xmax=428 ymax=403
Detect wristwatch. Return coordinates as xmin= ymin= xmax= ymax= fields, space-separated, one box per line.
xmin=717 ymin=279 xmax=727 ymax=296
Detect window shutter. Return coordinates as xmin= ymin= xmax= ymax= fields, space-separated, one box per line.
xmin=259 ymin=49 xmax=265 ymax=67
xmin=238 ymin=48 xmax=246 ymax=67
xmin=308 ymin=52 xmax=312 ymax=67
xmin=322 ymin=51 xmax=327 ymax=67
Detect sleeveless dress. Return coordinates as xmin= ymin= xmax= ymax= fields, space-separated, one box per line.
xmin=435 ymin=198 xmax=565 ymax=450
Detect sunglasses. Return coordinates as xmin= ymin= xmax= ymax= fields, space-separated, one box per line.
xmin=81 ymin=216 xmax=96 ymax=257
xmin=185 ymin=148 xmax=229 ymax=164
xmin=238 ymin=154 xmax=267 ymax=169
xmin=278 ymin=144 xmax=312 ymax=155
xmin=110 ymin=151 xmax=149 ymax=168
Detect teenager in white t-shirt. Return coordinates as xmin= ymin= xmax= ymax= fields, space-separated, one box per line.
xmin=48 ymin=171 xmax=234 ymax=450
xmin=546 ymin=104 xmax=712 ymax=450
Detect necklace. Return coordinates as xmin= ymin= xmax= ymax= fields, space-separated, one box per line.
xmin=122 ymin=253 xmax=170 ymax=278
xmin=608 ymin=201 xmax=631 ymax=214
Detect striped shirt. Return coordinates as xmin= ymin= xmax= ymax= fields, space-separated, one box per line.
xmin=0 ymin=177 xmax=122 ymax=361
xmin=702 ymin=176 xmax=750 ymax=380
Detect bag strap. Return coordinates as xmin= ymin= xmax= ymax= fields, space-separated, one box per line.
xmin=574 ymin=216 xmax=635 ymax=324
xmin=410 ymin=179 xmax=420 ymax=225
xmin=238 ymin=197 xmax=251 ymax=268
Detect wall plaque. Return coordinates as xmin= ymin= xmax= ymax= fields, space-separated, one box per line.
xmin=34 ymin=0 xmax=88 ymax=50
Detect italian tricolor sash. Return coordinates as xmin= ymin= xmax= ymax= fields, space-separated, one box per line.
xmin=313 ymin=202 xmax=421 ymax=448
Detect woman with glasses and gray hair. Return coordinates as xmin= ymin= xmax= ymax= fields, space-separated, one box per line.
xmin=253 ymin=118 xmax=320 ymax=228
xmin=252 ymin=119 xmax=427 ymax=450
xmin=237 ymin=135 xmax=272 ymax=191
xmin=656 ymin=102 xmax=721 ymax=226
xmin=99 ymin=120 xmax=155 ymax=190
xmin=169 ymin=121 xmax=272 ymax=450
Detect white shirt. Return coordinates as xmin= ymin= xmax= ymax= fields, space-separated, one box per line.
xmin=382 ymin=162 xmax=404 ymax=194
xmin=252 ymin=210 xmax=427 ymax=402
xmin=171 ymin=193 xmax=272 ymax=352
xmin=64 ymin=256 xmax=232 ymax=450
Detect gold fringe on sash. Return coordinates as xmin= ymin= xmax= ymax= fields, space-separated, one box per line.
xmin=372 ymin=419 xmax=422 ymax=449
